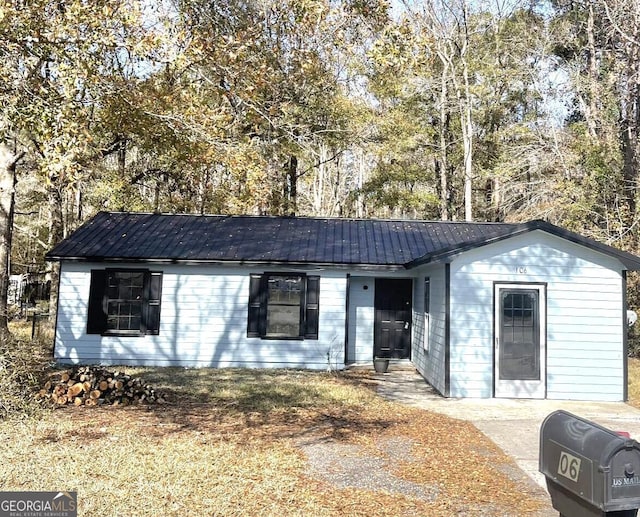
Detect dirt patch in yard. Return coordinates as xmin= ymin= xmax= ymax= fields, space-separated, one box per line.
xmin=294 ymin=404 xmax=552 ymax=516
xmin=300 ymin=437 xmax=440 ymax=502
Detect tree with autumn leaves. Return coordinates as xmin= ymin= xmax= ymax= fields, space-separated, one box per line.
xmin=0 ymin=0 xmax=162 ymax=333
xmin=2 ymin=0 xmax=640 ymax=334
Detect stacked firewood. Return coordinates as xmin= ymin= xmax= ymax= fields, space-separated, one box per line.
xmin=36 ymin=366 xmax=167 ymax=406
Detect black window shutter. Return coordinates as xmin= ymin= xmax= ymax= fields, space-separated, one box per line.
xmin=247 ymin=274 xmax=264 ymax=337
xmin=304 ymin=275 xmax=320 ymax=339
xmin=87 ymin=270 xmax=107 ymax=334
xmin=145 ymin=271 xmax=163 ymax=335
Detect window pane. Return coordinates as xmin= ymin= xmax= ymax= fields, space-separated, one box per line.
xmin=500 ymin=290 xmax=539 ymax=380
xmin=128 ymin=315 xmax=141 ymax=330
xmin=266 ymin=275 xmax=302 ymax=336
xmin=106 ymin=271 xmax=145 ymax=332
xmin=107 ymin=316 xmax=118 ymax=330
xmin=503 ymin=308 xmax=513 ymax=327
xmin=107 ymin=301 xmax=119 ymax=314
xmin=267 ymin=305 xmax=300 ymax=336
xmin=268 ymin=276 xmax=302 ymax=304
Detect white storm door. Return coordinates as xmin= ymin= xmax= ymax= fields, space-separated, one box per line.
xmin=494 ymin=284 xmax=546 ymax=399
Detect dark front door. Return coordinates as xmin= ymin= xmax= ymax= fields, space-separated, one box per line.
xmin=374 ymin=278 xmax=412 ymax=359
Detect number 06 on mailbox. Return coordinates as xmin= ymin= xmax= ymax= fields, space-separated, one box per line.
xmin=539 ymin=410 xmax=640 ymax=517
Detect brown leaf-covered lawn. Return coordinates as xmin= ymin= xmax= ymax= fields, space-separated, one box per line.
xmin=628 ymin=358 xmax=640 ymax=408
xmin=0 ymin=368 xmax=548 ymax=516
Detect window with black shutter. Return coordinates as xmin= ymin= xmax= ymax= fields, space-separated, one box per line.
xmin=87 ymin=269 xmax=163 ymax=336
xmin=247 ymin=273 xmax=320 ymax=339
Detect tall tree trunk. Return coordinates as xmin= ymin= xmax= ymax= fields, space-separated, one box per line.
xmin=0 ymin=145 xmax=24 ymax=338
xmin=154 ymin=178 xmax=161 ymax=213
xmin=449 ymin=49 xmax=474 ymax=221
xmin=285 ymin=155 xmax=298 ymax=215
xmin=461 ymin=84 xmax=473 ymax=222
xmin=313 ymin=144 xmax=325 ymax=214
xmin=76 ymin=187 xmax=83 ymax=222
xmin=356 ymin=150 xmax=365 ymax=218
xmin=199 ymin=169 xmax=209 ymax=215
xmin=591 ymin=0 xmax=640 ymax=234
xmin=584 ymin=4 xmax=599 ymax=138
xmin=621 ymin=99 xmax=639 ymax=229
xmin=442 ymin=1 xmax=474 ymax=222
xmin=47 ymin=179 xmax=64 ymax=328
xmin=438 ymin=59 xmax=451 ymax=221
xmin=459 ymin=3 xmax=474 ymax=222
xmin=620 ymin=46 xmax=640 ymax=232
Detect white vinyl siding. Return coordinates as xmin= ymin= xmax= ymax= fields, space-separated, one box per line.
xmin=448 ymin=230 xmax=625 ymax=400
xmin=55 ymin=263 xmax=347 ymax=370
xmin=412 ymin=264 xmax=447 ymax=396
xmin=347 ymin=276 xmax=375 ymax=364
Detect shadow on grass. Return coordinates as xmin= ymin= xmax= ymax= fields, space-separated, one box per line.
xmin=131 ymin=367 xmax=349 ymax=406
xmin=112 ymin=367 xmax=404 ymax=442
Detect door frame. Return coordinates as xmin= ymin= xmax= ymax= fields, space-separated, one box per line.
xmin=373 ymin=278 xmax=413 ymax=360
xmin=493 ymin=282 xmax=547 ymax=399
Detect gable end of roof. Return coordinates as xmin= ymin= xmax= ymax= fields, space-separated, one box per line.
xmin=406 ymin=219 xmax=640 ymax=271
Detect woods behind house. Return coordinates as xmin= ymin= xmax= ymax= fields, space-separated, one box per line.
xmin=3 ymin=0 xmax=640 ymax=330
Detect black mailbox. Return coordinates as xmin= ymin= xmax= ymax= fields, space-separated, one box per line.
xmin=540 ymin=410 xmax=640 ymax=517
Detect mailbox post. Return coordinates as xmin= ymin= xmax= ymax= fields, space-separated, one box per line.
xmin=540 ymin=410 xmax=640 ymax=517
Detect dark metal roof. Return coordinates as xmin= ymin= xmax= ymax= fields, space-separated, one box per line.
xmin=45 ymin=212 xmax=640 ymax=270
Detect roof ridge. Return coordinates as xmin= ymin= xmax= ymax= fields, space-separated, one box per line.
xmin=100 ymin=211 xmax=523 ymax=225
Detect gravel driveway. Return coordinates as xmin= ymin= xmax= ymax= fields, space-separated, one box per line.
xmin=372 ymin=367 xmax=640 ymax=486
xmin=368 ymin=366 xmax=640 ymax=516
xmin=298 ymin=366 xmax=593 ymax=516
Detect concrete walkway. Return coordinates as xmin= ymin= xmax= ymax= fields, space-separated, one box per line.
xmin=372 ymin=367 xmax=640 ymax=489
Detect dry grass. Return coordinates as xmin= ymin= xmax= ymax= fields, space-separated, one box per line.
xmin=628 ymin=358 xmax=640 ymax=408
xmin=0 ymin=367 xmax=547 ymax=516
xmin=0 ymin=321 xmax=52 ymax=418
xmin=4 ymin=326 xmax=639 ymax=514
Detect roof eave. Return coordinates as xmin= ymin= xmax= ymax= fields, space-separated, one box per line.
xmin=46 ymin=255 xmax=409 ymax=272
xmin=535 ymin=222 xmax=640 ymax=271
xmin=405 ymin=225 xmax=533 ymax=268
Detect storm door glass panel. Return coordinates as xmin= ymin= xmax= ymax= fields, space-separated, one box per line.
xmin=266 ymin=275 xmax=303 ymax=337
xmin=499 ymin=290 xmax=539 ymax=380
xmin=106 ymin=271 xmax=144 ymax=331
